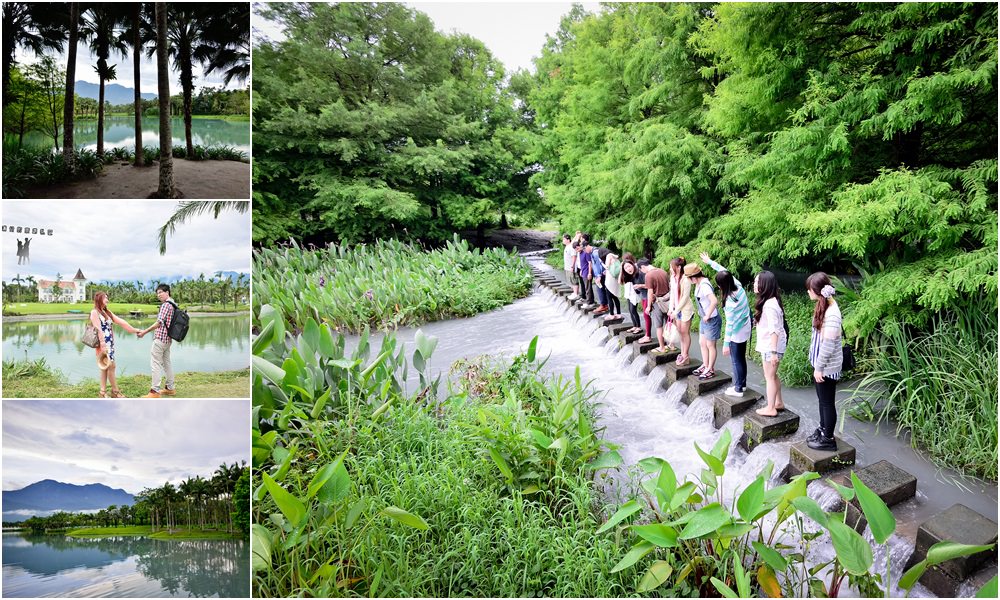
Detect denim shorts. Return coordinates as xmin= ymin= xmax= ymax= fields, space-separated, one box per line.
xmin=761 ymin=351 xmax=784 ymax=363
xmin=700 ymin=314 xmax=722 ymax=341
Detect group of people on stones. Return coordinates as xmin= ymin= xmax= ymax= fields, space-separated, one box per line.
xmin=560 ymin=232 xmax=845 ymax=452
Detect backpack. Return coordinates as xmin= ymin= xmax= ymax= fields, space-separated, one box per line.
xmin=165 ymin=300 xmax=189 ymax=342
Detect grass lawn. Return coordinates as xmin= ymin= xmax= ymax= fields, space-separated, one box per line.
xmin=1 ymin=367 xmax=249 ymax=398
xmin=191 ymin=114 xmax=250 ymax=121
xmin=68 ymin=525 xmax=238 ymax=540
xmin=2 ymin=302 xmax=249 ymax=316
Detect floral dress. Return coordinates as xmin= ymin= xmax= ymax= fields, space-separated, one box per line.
xmin=99 ymin=313 xmax=115 ymax=361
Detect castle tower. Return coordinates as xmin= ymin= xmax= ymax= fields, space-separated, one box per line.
xmin=72 ymin=269 xmax=87 ymax=303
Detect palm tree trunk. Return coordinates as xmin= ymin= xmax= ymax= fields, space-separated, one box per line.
xmin=97 ymin=66 xmax=105 ymax=157
xmin=62 ymin=2 xmax=79 ymax=170
xmin=132 ymin=4 xmax=143 ymax=167
xmin=155 ymin=2 xmax=174 ymax=198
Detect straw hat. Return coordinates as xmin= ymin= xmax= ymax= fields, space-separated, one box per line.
xmin=683 ymin=262 xmax=703 ymax=277
xmin=97 ymin=349 xmax=113 ymax=371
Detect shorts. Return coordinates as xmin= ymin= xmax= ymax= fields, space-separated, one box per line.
xmin=565 ymin=269 xmax=577 ymax=285
xmin=700 ymin=314 xmax=722 ymax=341
xmin=761 ymin=351 xmax=784 ymax=363
xmin=652 ymin=303 xmax=669 ymax=329
xmin=676 ymin=306 xmax=694 ymax=322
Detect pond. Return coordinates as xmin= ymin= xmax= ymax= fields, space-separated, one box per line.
xmin=1 ymin=531 xmax=249 ymax=598
xmin=2 ymin=314 xmax=249 ymax=384
xmin=21 ymin=116 xmax=251 ymax=156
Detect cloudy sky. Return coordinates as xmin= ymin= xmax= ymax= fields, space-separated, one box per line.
xmin=253 ymin=1 xmax=600 ymax=74
xmin=2 ymin=399 xmax=249 ymax=494
xmin=14 ymin=4 xmax=247 ymax=95
xmin=2 ymin=200 xmax=250 ymax=284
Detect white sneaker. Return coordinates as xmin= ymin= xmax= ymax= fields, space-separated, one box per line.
xmin=568 ymin=293 xmax=579 ymax=300
xmin=724 ymin=387 xmax=744 ymax=397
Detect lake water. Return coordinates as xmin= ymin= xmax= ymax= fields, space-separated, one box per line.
xmin=2 ymin=314 xmax=249 ymax=383
xmin=1 ymin=532 xmax=249 ymax=597
xmin=21 ymin=116 xmax=251 ymax=156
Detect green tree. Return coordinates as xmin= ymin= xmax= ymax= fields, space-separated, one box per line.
xmin=1 ymin=2 xmax=65 ymax=108
xmin=81 ymin=3 xmax=130 ymax=158
xmin=231 ymin=466 xmax=249 ymax=537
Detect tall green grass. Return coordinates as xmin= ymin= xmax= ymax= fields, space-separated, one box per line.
xmin=848 ymin=312 xmax=998 ymax=481
xmin=253 ymin=236 xmax=532 ymax=333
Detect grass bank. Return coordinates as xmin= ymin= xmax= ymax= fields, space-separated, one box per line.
xmin=1 ymin=360 xmax=248 ymax=398
xmin=253 ymin=236 xmax=532 ymax=333
xmin=1 ymin=302 xmax=249 ymax=317
xmin=68 ymin=525 xmax=238 ymax=540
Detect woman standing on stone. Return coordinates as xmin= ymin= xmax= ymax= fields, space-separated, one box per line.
xmin=603 ymin=252 xmax=623 ymax=320
xmin=753 ymin=271 xmax=788 ymax=417
xmin=669 ymin=257 xmax=694 ymax=366
xmin=701 ymin=253 xmax=751 ymax=397
xmin=805 ymin=272 xmax=843 ymax=451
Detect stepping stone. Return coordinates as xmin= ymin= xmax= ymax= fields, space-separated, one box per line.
xmin=661 ymin=359 xmax=703 ymax=387
xmin=905 ymin=504 xmax=999 ymax=597
xmin=631 ymin=340 xmax=659 ymax=360
xmin=739 ymin=410 xmax=800 ymax=453
xmin=618 ymin=331 xmax=643 ymax=345
xmin=581 ymin=304 xmax=597 ymax=314
xmin=712 ymin=388 xmax=765 ymax=429
xmin=591 ymin=310 xmax=611 ymax=319
xmin=786 ymin=438 xmax=856 ymax=477
xmin=850 ymin=460 xmax=917 ymax=508
xmin=600 ymin=316 xmax=624 ymax=326
xmin=555 ymin=288 xmax=572 ymax=296
xmin=685 ymin=370 xmax=733 ymax=404
xmin=644 ymin=349 xmax=681 ymax=375
xmin=609 ymin=324 xmax=632 ymax=336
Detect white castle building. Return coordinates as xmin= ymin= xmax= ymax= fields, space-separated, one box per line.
xmin=37 ymin=269 xmax=88 ymax=303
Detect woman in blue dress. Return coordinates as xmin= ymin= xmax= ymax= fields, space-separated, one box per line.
xmin=89 ymin=292 xmax=142 ymax=397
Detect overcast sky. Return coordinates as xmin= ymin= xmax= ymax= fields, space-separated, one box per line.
xmin=2 ymin=200 xmax=250 ymax=284
xmin=13 ymin=5 xmax=247 ymax=95
xmin=2 ymin=399 xmax=249 ymax=494
xmin=253 ymin=1 xmax=600 ymax=75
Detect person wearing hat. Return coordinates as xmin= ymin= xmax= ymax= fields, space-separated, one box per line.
xmin=90 ymin=291 xmax=142 ymax=398
xmin=686 ymin=261 xmax=722 ymax=380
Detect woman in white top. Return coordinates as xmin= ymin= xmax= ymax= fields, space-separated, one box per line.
xmin=753 ymin=271 xmax=788 ymax=417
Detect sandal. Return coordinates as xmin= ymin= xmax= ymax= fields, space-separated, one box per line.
xmin=676 ymin=355 xmax=690 ymax=366
xmin=110 ymin=389 xmax=126 ymax=398
xmin=98 ymin=389 xmax=107 ymax=398
xmin=692 ymin=365 xmax=706 ymax=376
xmin=698 ymin=369 xmax=715 ymax=380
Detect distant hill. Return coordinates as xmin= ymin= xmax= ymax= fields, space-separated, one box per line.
xmin=75 ymin=80 xmax=156 ymax=104
xmin=2 ymin=480 xmax=134 ymax=519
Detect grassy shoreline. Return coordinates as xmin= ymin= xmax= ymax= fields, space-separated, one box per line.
xmin=2 ymin=302 xmax=250 ymax=318
xmin=67 ymin=525 xmax=239 ymax=540
xmin=2 ymin=365 xmax=249 ymax=398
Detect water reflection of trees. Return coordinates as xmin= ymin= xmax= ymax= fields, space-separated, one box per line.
xmin=26 ymin=117 xmax=252 ymax=153
xmin=134 ymin=538 xmax=249 ymax=598
xmin=3 ymin=316 xmax=249 ymax=353
xmin=2 ymin=533 xmax=248 ymax=597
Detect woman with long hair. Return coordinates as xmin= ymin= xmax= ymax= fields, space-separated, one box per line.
xmin=805 ymin=272 xmax=844 ymax=451
xmin=669 ymin=257 xmax=694 ymax=365
xmin=89 ymin=291 xmax=142 ymax=398
xmin=753 ymin=271 xmax=788 ymax=416
xmin=701 ymin=253 xmax=751 ymax=396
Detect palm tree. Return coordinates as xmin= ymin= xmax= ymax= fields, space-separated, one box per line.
xmin=157 ymin=201 xmax=249 ymax=254
xmin=154 ymin=2 xmax=174 ymax=198
xmin=10 ymin=274 xmax=24 ymax=302
xmin=2 ymin=3 xmax=66 ymax=108
xmin=200 ymin=3 xmax=249 ymax=86
xmin=62 ymin=3 xmax=80 ymax=170
xmin=123 ymin=3 xmax=154 ymax=166
xmin=81 ymin=4 xmax=129 ymax=158
xmin=24 ymin=275 xmax=36 ymax=303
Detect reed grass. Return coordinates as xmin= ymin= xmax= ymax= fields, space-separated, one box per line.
xmin=253 ymin=236 xmax=532 ymax=333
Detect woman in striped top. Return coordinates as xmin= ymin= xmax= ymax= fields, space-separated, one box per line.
xmin=806 ymin=272 xmax=844 ymax=451
xmin=701 ymin=254 xmax=751 ymax=397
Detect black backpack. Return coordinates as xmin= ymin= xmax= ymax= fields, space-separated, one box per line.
xmin=166 ymin=300 xmax=189 ymax=342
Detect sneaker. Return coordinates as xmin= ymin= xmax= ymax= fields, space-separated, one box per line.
xmin=160 ymin=388 xmax=176 ymax=396
xmin=806 ymin=427 xmax=823 ymax=443
xmin=142 ymin=390 xmax=161 ymax=398
xmin=593 ymin=306 xmax=609 ymax=315
xmin=724 ymin=387 xmax=744 ymax=398
xmin=807 ymin=435 xmax=837 ymax=452
xmin=568 ymin=293 xmax=579 ymax=300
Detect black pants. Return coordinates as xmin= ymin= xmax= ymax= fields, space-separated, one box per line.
xmin=816 ymin=377 xmax=838 ymax=437
xmin=627 ymin=301 xmax=640 ymax=328
xmin=584 ymin=277 xmax=594 ymax=304
xmin=607 ymin=291 xmax=620 ymax=315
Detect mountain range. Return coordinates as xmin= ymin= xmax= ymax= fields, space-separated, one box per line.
xmin=75 ymin=80 xmax=156 ymax=104
xmin=2 ymin=480 xmax=135 ymax=520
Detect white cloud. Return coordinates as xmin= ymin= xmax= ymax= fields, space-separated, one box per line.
xmin=2 ymin=200 xmax=250 ymax=283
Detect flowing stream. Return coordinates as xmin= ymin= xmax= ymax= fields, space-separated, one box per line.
xmin=342 ymin=258 xmax=997 ymax=597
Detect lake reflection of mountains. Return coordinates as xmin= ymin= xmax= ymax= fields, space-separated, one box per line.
xmin=2 ymin=532 xmax=249 ymax=598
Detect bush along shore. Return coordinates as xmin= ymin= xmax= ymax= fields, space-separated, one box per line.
xmin=252 ymin=236 xmax=532 ymax=334
xmin=251 ymin=309 xmax=996 ymax=597
xmin=2 ymin=143 xmax=248 ymax=198
xmin=1 ymin=359 xmax=248 ymax=398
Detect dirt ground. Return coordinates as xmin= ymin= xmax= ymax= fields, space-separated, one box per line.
xmin=25 ymin=159 xmax=251 ymax=199
xmin=460 ymin=228 xmax=557 ymax=253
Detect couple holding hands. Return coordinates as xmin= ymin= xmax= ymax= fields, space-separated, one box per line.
xmin=89 ymin=285 xmax=178 ymax=398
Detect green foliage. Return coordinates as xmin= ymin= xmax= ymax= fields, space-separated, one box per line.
xmin=252 ymin=2 xmax=540 ymax=244
xmin=232 ymin=467 xmax=251 ymax=537
xmin=1 ymin=143 xmax=103 ymax=197
xmin=253 ymin=236 xmax=532 ymax=333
